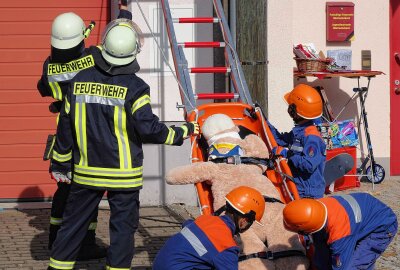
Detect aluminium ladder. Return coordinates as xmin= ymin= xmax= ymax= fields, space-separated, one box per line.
xmin=160 ymin=0 xmax=253 ymax=116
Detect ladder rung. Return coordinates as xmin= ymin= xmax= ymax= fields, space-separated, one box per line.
xmin=195 ymin=93 xmax=239 ymax=100
xmin=188 ymin=67 xmax=231 ymax=73
xmin=172 ymin=17 xmax=219 ymax=23
xmin=178 ymin=42 xmax=225 ymax=48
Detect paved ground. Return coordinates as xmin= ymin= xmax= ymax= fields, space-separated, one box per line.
xmin=0 ymin=177 xmax=398 ymax=270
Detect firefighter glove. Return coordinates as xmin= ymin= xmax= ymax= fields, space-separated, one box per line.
xmin=50 ymin=171 xmax=72 ymax=184
xmin=183 ymin=121 xmax=200 ymax=137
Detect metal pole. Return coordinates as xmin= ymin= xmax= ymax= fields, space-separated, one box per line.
xmin=229 ymin=0 xmax=236 ymax=48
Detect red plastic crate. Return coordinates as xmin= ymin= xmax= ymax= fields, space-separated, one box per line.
xmin=325 ymin=146 xmax=360 ymax=193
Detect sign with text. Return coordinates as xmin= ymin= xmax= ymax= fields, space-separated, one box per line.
xmin=326 ymin=2 xmax=355 ymax=42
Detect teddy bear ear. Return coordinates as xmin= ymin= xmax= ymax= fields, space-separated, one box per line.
xmin=202 ymin=114 xmax=236 ymax=141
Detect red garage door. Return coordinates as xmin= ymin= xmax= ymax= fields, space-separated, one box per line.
xmin=0 ymin=0 xmax=110 ymax=200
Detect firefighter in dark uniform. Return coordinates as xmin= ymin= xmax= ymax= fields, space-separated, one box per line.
xmin=47 ymin=18 xmax=200 ymax=270
xmin=37 ymin=4 xmax=132 ymax=260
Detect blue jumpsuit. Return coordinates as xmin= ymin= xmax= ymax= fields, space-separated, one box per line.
xmin=153 ymin=215 xmax=240 ymax=270
xmin=313 ymin=193 xmax=398 ymax=270
xmin=268 ymin=120 xmax=326 ymax=198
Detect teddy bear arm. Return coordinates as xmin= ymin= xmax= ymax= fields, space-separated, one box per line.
xmin=166 ymin=162 xmax=220 ymax=185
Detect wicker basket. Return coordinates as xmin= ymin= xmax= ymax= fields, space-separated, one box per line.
xmin=294 ymin=58 xmax=330 ymax=72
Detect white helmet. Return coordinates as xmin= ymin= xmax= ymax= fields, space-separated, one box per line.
xmin=101 ymin=18 xmax=143 ymax=66
xmin=202 ymin=114 xmax=239 ymax=144
xmin=51 ymin=12 xmax=86 ymax=50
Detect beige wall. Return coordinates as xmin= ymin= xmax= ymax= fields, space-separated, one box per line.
xmin=268 ymin=0 xmax=390 ymax=172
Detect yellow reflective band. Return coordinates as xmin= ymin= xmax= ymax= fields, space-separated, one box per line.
xmin=50 ymin=217 xmax=62 ymax=226
xmin=75 ymin=103 xmax=88 ymax=166
xmin=131 ymin=94 xmax=151 ymax=114
xmin=49 ymin=257 xmax=75 ymax=270
xmin=46 ymin=136 xmax=57 ymax=160
xmin=74 ymin=82 xmax=127 ymax=100
xmin=164 ymin=127 xmax=175 ymax=145
xmin=56 ymin=113 xmax=60 ymax=125
xmin=74 ymin=164 xmax=142 ymax=177
xmin=106 ymin=265 xmax=130 ymax=270
xmin=121 ymin=108 xmax=132 ymax=168
xmin=114 ymin=106 xmax=132 ymax=169
xmin=49 ymin=82 xmax=62 ymax=101
xmin=88 ymin=222 xmax=97 ymax=230
xmin=65 ymin=96 xmax=70 ymax=114
xmin=114 ymin=107 xmax=124 ymax=169
xmin=47 ymin=55 xmax=95 ymax=75
xmin=181 ymin=125 xmax=188 ymax=138
xmin=52 ymin=150 xmax=72 ymax=163
xmin=119 ymin=23 xmax=133 ymax=29
xmin=74 ymin=174 xmax=143 ymax=189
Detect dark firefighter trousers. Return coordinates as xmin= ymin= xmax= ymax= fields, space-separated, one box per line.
xmin=49 ymin=182 xmax=99 ymax=248
xmin=50 ymin=183 xmax=140 ymax=268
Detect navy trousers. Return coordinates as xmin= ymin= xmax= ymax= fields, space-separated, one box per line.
xmin=49 ymin=182 xmax=100 ymax=249
xmin=50 ymin=183 xmax=140 ymax=269
xmin=350 ymin=221 xmax=398 ymax=269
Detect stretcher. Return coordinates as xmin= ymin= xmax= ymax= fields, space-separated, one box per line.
xmin=159 ymin=0 xmax=300 ymax=216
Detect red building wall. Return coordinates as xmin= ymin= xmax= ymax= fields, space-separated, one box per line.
xmin=0 ymin=0 xmax=110 ymax=200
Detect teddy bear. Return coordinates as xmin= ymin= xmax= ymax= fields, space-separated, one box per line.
xmin=166 ymin=113 xmax=309 ymax=270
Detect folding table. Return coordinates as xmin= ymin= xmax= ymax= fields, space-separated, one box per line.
xmin=294 ymin=70 xmax=385 ymax=189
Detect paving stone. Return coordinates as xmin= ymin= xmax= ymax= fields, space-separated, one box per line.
xmin=0 ymin=178 xmax=398 ymax=269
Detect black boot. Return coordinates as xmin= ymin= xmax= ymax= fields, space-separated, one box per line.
xmin=48 ymin=224 xmax=60 ymax=250
xmin=76 ymin=230 xmax=107 ymax=261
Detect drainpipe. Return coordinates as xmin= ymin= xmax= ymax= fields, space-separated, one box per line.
xmin=228 ymin=0 xmax=236 ymax=93
xmin=229 ymin=0 xmax=236 ymax=47
xmin=111 ymin=0 xmax=119 ymax=20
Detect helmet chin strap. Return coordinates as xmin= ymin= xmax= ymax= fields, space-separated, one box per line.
xmin=233 ymin=214 xmax=242 ymax=235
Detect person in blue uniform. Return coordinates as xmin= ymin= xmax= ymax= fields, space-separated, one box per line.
xmin=37 ymin=3 xmax=132 ymax=260
xmin=152 ymin=186 xmax=266 ymax=270
xmin=268 ymin=84 xmax=326 ymax=198
xmin=47 ymin=17 xmax=199 ymax=270
xmin=283 ymin=192 xmax=398 ymax=270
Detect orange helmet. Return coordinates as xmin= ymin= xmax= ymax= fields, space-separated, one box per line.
xmin=225 ymin=186 xmax=265 ymax=224
xmin=284 ymin=84 xmax=323 ymax=119
xmin=283 ymin=198 xmax=327 ymax=234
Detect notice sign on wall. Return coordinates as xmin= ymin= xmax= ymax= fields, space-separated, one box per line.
xmin=326 ymin=2 xmax=355 ymax=42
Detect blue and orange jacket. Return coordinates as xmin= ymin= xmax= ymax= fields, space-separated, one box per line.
xmin=313 ymin=193 xmax=398 ymax=270
xmin=268 ymin=120 xmax=326 ymax=198
xmin=152 ymin=215 xmax=240 ymax=270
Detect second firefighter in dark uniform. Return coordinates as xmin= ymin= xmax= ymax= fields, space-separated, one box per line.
xmin=37 ymin=7 xmax=133 ymax=260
